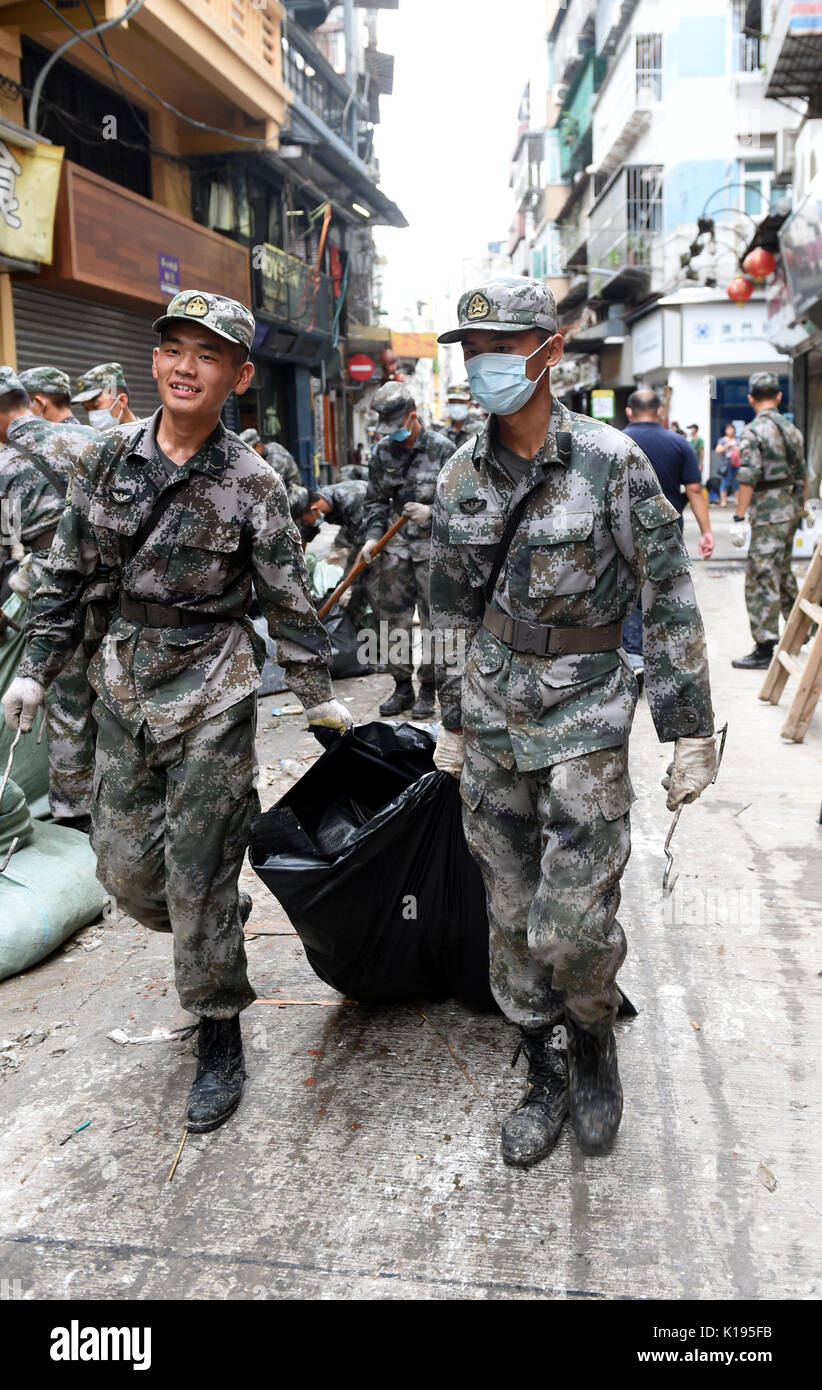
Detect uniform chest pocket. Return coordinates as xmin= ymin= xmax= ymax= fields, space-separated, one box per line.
xmin=448 ymin=511 xmax=503 ymax=587
xmin=632 ymin=495 xmax=690 ymax=583
xmin=88 ymin=497 xmax=142 ymax=565
xmin=163 ymin=515 xmax=244 ymax=597
xmin=528 ymin=511 xmax=595 ymax=598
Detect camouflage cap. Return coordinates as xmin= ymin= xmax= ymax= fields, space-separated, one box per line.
xmin=447 ymin=381 xmax=472 ymax=401
xmin=153 ymin=289 xmax=255 ymax=354
xmin=0 ymin=366 xmax=25 ymax=398
xmin=18 ymin=365 xmax=71 ymax=397
xmin=71 ymin=362 xmax=128 ymax=405
xmin=438 ymin=276 xmax=558 ymax=344
xmin=239 ymin=427 xmax=261 ymax=447
xmin=749 ymin=371 xmax=781 ymax=394
xmin=372 ymin=380 xmax=416 ymax=424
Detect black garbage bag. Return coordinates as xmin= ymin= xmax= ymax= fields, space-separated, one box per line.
xmin=248 ymin=721 xmax=495 ymax=1009
xmin=322 ymin=600 xmax=368 ymax=679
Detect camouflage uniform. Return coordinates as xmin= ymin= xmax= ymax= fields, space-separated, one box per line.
xmin=0 ymin=383 xmax=99 ymax=819
xmin=71 ymin=362 xmax=132 ymax=431
xmin=263 ymin=440 xmax=309 ymax=516
xmin=737 ymin=393 xmax=805 ymax=645
xmin=431 ymin=378 xmax=714 ymax=1029
xmin=365 ymin=386 xmax=455 ymax=685
xmin=316 ymin=480 xmax=370 ymax=628
xmin=18 ymin=291 xmax=333 ymax=1019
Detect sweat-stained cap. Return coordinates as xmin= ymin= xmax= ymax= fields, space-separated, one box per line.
xmin=749 ymin=371 xmax=781 ymax=394
xmin=153 ymin=289 xmax=255 ymax=354
xmin=71 ymin=362 xmax=128 ymax=404
xmin=372 ymin=380 xmax=416 ymax=426
xmin=0 ymin=366 xmax=25 ymax=398
xmin=18 ymin=366 xmax=71 ymax=397
xmin=438 ymin=276 xmax=558 ymax=344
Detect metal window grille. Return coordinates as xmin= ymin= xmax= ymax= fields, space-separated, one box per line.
xmin=635 ymin=34 xmax=662 ymax=100
xmin=731 ymin=0 xmax=762 ymax=71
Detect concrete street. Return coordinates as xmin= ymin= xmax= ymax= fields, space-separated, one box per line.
xmin=0 ymin=506 xmax=819 ymax=1301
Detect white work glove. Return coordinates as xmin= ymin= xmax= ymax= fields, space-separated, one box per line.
xmin=303 ymin=699 xmax=354 ymax=735
xmin=8 ymin=557 xmax=32 ymax=596
xmin=662 ymin=736 xmax=718 ymax=811
xmin=360 ymin=538 xmax=379 ymax=566
xmin=402 ymin=501 xmax=432 ymax=525
xmin=433 ymin=727 xmax=465 ymax=779
xmin=803 ymin=500 xmax=815 ymax=522
xmin=2 ymin=676 xmax=45 ymax=733
xmin=730 ymin=516 xmax=748 ymax=548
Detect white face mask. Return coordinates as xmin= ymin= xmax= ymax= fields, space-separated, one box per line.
xmin=449 ymin=404 xmax=469 ymax=422
xmin=87 ymin=404 xmax=122 ymax=429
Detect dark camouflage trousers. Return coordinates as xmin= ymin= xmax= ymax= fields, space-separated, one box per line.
xmin=373 ymin=551 xmax=434 ymax=684
xmin=44 ymin=643 xmax=95 ymax=820
xmin=460 ymin=740 xmax=633 ymax=1027
xmin=90 ymin=694 xmax=258 ymax=1018
xmin=746 ymin=519 xmax=799 ymax=643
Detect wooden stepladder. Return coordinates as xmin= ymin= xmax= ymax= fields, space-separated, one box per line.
xmin=759 ymin=531 xmax=822 ymax=742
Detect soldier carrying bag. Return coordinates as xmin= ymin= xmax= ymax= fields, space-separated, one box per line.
xmin=481 ymin=430 xmax=623 ymax=657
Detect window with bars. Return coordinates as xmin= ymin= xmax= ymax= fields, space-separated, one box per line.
xmin=635 ymin=34 xmax=662 ymax=100
xmin=626 ymin=165 xmax=664 ymax=232
xmin=731 ymin=0 xmax=762 ymax=71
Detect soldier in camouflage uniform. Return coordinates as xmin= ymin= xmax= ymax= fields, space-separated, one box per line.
xmin=300 ymin=479 xmax=371 ymax=629
xmin=363 ymin=381 xmax=455 ymax=718
xmin=0 ymin=368 xmax=99 ymax=827
xmin=71 ymin=362 xmax=139 ymax=429
xmin=431 ymin=278 xmax=717 ymax=1166
xmin=239 ymin=427 xmax=309 ymax=516
xmin=730 ymin=371 xmax=807 ymax=669
xmin=4 ymin=290 xmax=352 ymax=1134
xmin=19 ymin=366 xmax=83 ymax=426
xmin=444 ymin=382 xmax=482 ymax=450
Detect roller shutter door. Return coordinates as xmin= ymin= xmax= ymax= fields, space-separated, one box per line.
xmin=11 ymin=284 xmax=160 ymax=419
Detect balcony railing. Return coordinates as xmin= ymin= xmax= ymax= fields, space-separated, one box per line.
xmin=253 ymin=243 xmax=334 ymax=336
xmin=588 ymin=165 xmax=663 ymax=283
xmin=203 ymin=0 xmax=282 ymax=78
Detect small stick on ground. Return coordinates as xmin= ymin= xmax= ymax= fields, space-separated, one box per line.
xmin=168 ymin=1127 xmax=188 ymax=1182
xmin=414 ymin=1006 xmax=483 ymax=1097
xmin=254 ymin=998 xmax=358 ymax=1007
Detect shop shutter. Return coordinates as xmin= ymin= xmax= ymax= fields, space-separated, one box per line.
xmin=11 ymin=284 xmax=160 ymax=419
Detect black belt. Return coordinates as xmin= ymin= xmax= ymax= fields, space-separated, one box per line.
xmin=119 ymin=595 xmax=245 ymax=629
xmin=756 ymin=479 xmax=795 ymax=491
xmin=483 ymin=604 xmax=623 ymax=656
xmin=28 ymin=525 xmax=58 ymax=552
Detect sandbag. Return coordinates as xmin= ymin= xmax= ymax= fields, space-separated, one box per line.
xmin=249 ymin=722 xmax=495 ymax=1009
xmin=0 ymin=593 xmax=51 ymax=818
xmin=0 ymin=819 xmax=108 ymax=980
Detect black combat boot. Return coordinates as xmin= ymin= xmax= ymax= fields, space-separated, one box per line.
xmin=410 ymin=682 xmax=436 ymax=719
xmin=731 ymin=640 xmax=774 ymax=669
xmin=239 ymin=890 xmax=253 ymax=927
xmin=501 ymin=1024 xmax=569 ymax=1168
xmin=566 ymin=1013 xmax=623 ymax=1155
xmin=185 ymin=1016 xmax=245 ymax=1133
xmin=379 ymin=680 xmax=415 ymax=717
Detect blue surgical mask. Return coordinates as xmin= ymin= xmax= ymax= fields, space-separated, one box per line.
xmin=390 ymin=426 xmax=411 ymax=442
xmin=466 ymin=340 xmax=550 ymax=416
xmin=88 ymin=405 xmax=122 ymax=429
xmin=449 ymin=404 xmax=469 ymax=422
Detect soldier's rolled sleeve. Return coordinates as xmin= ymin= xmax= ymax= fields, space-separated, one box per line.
xmin=18 ymin=445 xmax=101 ymax=689
xmin=251 ymin=483 xmax=334 ymax=710
xmin=608 ymin=447 xmax=714 ymax=742
xmin=429 ymin=479 xmax=484 ymax=729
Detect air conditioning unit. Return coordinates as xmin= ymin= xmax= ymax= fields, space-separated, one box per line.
xmin=775 ymin=127 xmax=798 ymax=180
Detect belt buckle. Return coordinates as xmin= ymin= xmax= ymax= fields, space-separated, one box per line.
xmin=518 ymin=619 xmax=547 ymax=656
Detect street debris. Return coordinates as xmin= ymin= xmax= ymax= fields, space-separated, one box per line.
xmin=757 ymin=1162 xmax=777 ymax=1193
xmin=59 ymin=1120 xmax=91 ymax=1146
xmin=415 ymin=1006 xmax=483 ymax=1097
xmin=691 ymin=1021 xmax=701 ymax=1030
xmin=107 ymin=1025 xmax=195 ymax=1046
xmin=168 ymin=1128 xmax=188 ymax=1182
xmin=254 ymin=997 xmax=358 ymax=1008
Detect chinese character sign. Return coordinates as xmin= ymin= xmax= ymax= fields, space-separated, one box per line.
xmin=0 ymin=140 xmax=64 ymax=263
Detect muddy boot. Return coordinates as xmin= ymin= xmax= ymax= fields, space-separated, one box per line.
xmin=379 ymin=680 xmax=414 ymax=717
xmin=731 ymin=640 xmax=774 ymax=669
xmin=411 ymin=682 xmax=436 ymax=719
xmin=185 ymin=1016 xmax=245 ymax=1133
xmin=566 ymin=1013 xmax=622 ymax=1155
xmin=501 ymin=1024 xmax=569 ymax=1168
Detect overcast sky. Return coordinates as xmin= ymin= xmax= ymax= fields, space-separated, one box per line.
xmin=373 ymin=0 xmax=546 ymax=329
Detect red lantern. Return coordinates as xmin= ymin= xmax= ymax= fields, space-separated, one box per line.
xmin=726 ymin=276 xmax=754 ymax=302
xmin=742 ymin=248 xmax=776 ymax=280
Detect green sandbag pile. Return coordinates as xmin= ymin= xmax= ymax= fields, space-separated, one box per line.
xmin=0 ymin=593 xmax=50 ymax=818
xmin=0 ymin=778 xmax=34 ymax=857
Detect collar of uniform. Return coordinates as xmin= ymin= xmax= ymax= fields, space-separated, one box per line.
xmin=472 ymin=395 xmax=572 ymax=474
xmin=6 ymin=415 xmax=41 ymax=442
xmin=134 ymin=407 xmax=229 ymax=480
